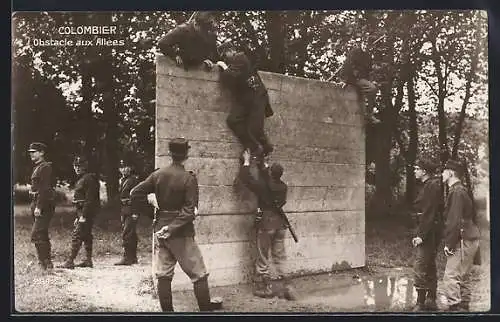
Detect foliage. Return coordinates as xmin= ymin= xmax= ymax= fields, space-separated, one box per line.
xmin=12 ymin=10 xmax=489 ymax=213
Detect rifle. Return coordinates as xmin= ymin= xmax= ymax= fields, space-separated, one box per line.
xmin=273 ymin=201 xmax=299 ymax=243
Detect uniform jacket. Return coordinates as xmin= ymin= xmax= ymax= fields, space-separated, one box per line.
xmin=130 ymin=163 xmax=199 ymax=237
xmin=413 ymin=176 xmax=444 ymax=240
xmin=443 ymin=181 xmax=480 ymax=249
xmin=158 ymin=22 xmax=219 ymax=69
xmin=340 ymin=46 xmax=373 ymax=83
xmin=240 ymin=163 xmax=287 ymax=229
xmin=30 ymin=160 xmax=55 ymax=210
xmin=73 ymin=172 xmax=100 ymax=219
xmin=219 ymin=52 xmax=274 ymax=117
xmin=119 ymin=174 xmax=140 ymax=215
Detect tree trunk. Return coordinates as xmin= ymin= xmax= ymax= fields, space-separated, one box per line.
xmin=406 ymin=72 xmax=418 ymax=204
xmin=265 ymin=11 xmax=286 ymax=74
xmin=432 ymin=39 xmax=450 ymax=165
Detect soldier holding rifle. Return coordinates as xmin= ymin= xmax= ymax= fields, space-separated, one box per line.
xmin=240 ymin=149 xmax=298 ymax=300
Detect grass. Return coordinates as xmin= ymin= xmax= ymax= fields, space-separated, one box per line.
xmin=13 ymin=204 xmax=491 ymax=312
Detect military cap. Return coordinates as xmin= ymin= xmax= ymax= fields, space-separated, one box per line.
xmin=73 ymin=155 xmax=89 ymax=166
xmin=270 ymin=162 xmax=284 ymax=179
xmin=169 ymin=138 xmax=190 ymax=156
xmin=28 ymin=142 xmax=47 ymax=152
xmin=416 ymin=158 xmax=439 ymax=174
xmin=119 ymin=157 xmax=135 ymax=168
xmin=444 ymin=159 xmax=464 ymax=176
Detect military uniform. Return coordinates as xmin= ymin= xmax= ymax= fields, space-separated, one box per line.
xmin=412 ymin=167 xmax=444 ymax=311
xmin=441 ymin=160 xmax=480 ymax=311
xmin=339 ymin=46 xmax=379 ymax=123
xmin=115 ymin=162 xmax=140 ymax=265
xmin=219 ymin=49 xmax=274 ymax=158
xmin=59 ymin=157 xmax=100 ymax=269
xmin=130 ymin=138 xmax=222 ymax=312
xmin=158 ymin=19 xmax=218 ymax=70
xmin=28 ymin=142 xmax=56 ymax=269
xmin=240 ymin=160 xmax=295 ymax=299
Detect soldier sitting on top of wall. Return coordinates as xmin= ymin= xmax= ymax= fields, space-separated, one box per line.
xmin=158 ymin=11 xmax=220 ymax=71
xmin=216 ymin=41 xmax=274 ymax=160
xmin=336 ymin=37 xmax=383 ymax=125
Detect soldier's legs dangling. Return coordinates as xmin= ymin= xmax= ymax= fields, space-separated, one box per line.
xmin=226 ymin=102 xmax=254 ymax=152
xmin=248 ymin=95 xmax=273 ymax=157
xmin=355 ymin=78 xmax=380 ymax=124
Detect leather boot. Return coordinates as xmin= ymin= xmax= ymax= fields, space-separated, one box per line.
xmin=193 ymin=276 xmax=223 ymax=311
xmin=75 ymin=241 xmax=93 ymax=268
xmin=253 ymin=277 xmax=274 ymax=298
xmin=131 ymin=241 xmax=138 ymax=264
xmin=58 ymin=241 xmax=81 ymax=269
xmin=115 ymin=246 xmax=134 ymax=265
xmin=425 ymin=289 xmax=438 ymax=311
xmin=40 ymin=242 xmax=53 ymax=269
xmin=412 ymin=289 xmax=427 ymax=311
xmin=34 ymin=244 xmax=47 ymax=270
xmin=157 ymin=276 xmax=174 ymax=312
xmin=281 ymin=277 xmax=298 ymax=301
xmin=458 ymin=301 xmax=470 ymax=312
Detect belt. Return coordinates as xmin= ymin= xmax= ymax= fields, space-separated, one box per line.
xmin=120 ymin=199 xmax=131 ymax=206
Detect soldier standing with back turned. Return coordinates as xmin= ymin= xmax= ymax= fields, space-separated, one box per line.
xmin=27 ymin=142 xmax=56 ymax=270
xmin=115 ymin=158 xmax=141 ymax=265
xmin=58 ymin=156 xmax=100 ymax=269
xmin=130 ymin=138 xmax=222 ymax=312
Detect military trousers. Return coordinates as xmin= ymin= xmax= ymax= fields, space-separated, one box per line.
xmin=71 ymin=214 xmax=94 ymax=255
xmin=120 ymin=211 xmax=138 ymax=248
xmin=30 ymin=204 xmax=55 ymax=245
xmin=254 ymin=228 xmax=287 ymax=280
xmin=441 ymin=239 xmax=480 ymax=307
xmin=413 ymin=232 xmax=439 ymax=291
xmin=226 ymin=94 xmax=272 ymax=154
xmin=154 ymin=235 xmax=208 ymax=283
xmin=354 ymin=78 xmax=377 ymax=118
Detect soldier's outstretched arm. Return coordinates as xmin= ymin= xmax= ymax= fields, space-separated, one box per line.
xmin=130 ymin=174 xmax=156 ymax=214
xmin=167 ymin=174 xmax=198 ymax=234
xmin=219 ymin=54 xmax=251 ymax=84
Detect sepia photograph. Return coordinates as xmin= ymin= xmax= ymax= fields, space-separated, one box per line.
xmin=11 ymin=10 xmax=490 ymax=313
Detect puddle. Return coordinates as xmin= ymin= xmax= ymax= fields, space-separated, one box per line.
xmin=300 ymin=274 xmax=417 ymax=311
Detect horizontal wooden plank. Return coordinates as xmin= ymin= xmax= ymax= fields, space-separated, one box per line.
xmin=157 ymin=139 xmax=365 ymax=165
xmin=170 ymin=233 xmax=365 ymax=290
xmin=193 ymin=185 xmax=364 ymax=214
xmin=157 ymin=73 xmax=360 ymax=126
xmin=156 ymin=106 xmax=364 ymax=149
xmin=155 ymin=156 xmax=364 ymax=187
xmin=192 ymin=210 xmax=364 ymax=244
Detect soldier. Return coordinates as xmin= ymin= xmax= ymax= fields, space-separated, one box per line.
xmin=27 ymin=142 xmax=56 ymax=270
xmin=216 ymin=42 xmax=274 ymax=159
xmin=240 ymin=149 xmax=296 ymax=300
xmin=114 ymin=158 xmax=141 ymax=266
xmin=58 ymin=156 xmax=100 ymax=269
xmin=158 ymin=11 xmax=219 ymax=71
xmin=440 ymin=159 xmax=481 ymax=312
xmin=337 ymin=42 xmax=381 ymax=124
xmin=130 ymin=138 xmax=222 ymax=312
xmin=411 ymin=158 xmax=444 ymax=311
